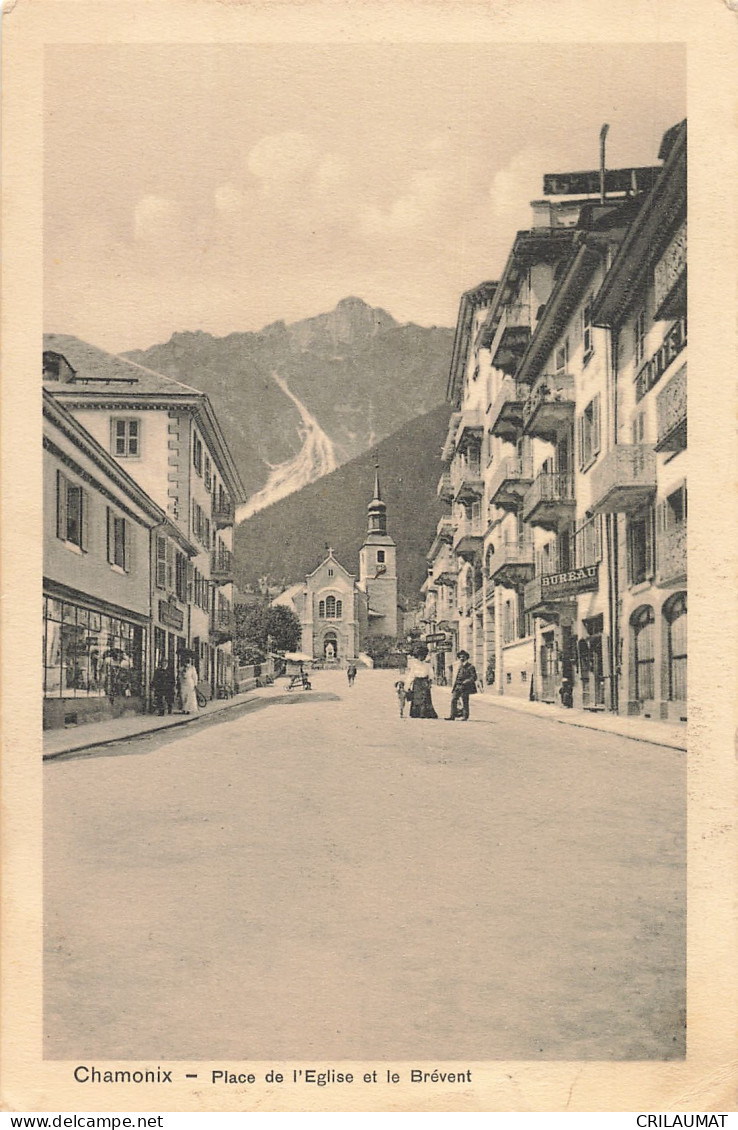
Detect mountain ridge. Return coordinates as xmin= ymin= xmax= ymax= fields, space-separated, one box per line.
xmin=124 ymin=298 xmax=454 ymax=508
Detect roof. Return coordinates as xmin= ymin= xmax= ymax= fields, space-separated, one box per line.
xmin=305 ymin=551 xmax=357 ymax=583
xmin=591 ymin=121 xmax=687 ymax=327
xmin=43 ymin=333 xmax=247 ymax=502
xmin=44 ymin=333 xmax=206 ymax=396
xmin=446 ymin=281 xmax=498 ymax=407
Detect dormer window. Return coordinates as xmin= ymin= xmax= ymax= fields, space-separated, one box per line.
xmin=43 ymin=351 xmax=76 ymax=383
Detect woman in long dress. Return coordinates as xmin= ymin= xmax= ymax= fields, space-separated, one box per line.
xmin=180 ymin=660 xmax=199 ymax=714
xmin=404 ymin=645 xmax=438 ymax=719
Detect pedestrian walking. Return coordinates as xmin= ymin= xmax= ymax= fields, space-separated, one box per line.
xmin=347 ymin=663 xmax=357 ymax=687
xmin=559 ymin=678 xmax=573 ymax=708
xmin=404 ymin=646 xmax=438 ymax=719
xmin=151 ymin=661 xmax=175 ymax=716
xmin=180 ymin=657 xmax=200 ymax=715
xmin=394 ymin=679 xmax=407 ymax=718
xmin=445 ymin=650 xmax=478 ymax=721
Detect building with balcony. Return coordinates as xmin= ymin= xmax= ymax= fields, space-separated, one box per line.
xmin=421 ymin=120 xmax=686 ymax=723
xmin=43 ymin=333 xmax=247 ymax=696
xmin=592 ymin=119 xmax=687 ymax=722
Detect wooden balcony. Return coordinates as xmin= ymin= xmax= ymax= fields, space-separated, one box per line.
xmin=657 ymin=523 xmax=687 ymax=586
xmin=492 ymin=303 xmax=531 ymax=375
xmin=523 ymin=374 xmax=576 ymax=441
xmin=488 ymin=380 xmax=527 ymax=442
xmin=211 ymin=606 xmax=235 ymax=641
xmin=210 ymin=548 xmax=234 ymax=583
xmin=212 ymin=497 xmax=235 ymax=528
xmin=487 ymin=538 xmax=535 ymax=589
xmin=452 ymin=516 xmax=484 ymax=561
xmin=453 ymin=471 xmax=484 ymax=504
xmin=589 ymin=445 xmax=657 ymax=514
xmin=522 ymin=471 xmax=575 ymax=531
xmin=655 ymin=365 xmax=687 ymax=454
xmin=437 ymin=470 xmax=454 ymax=502
xmin=488 ymin=454 xmax=534 ymax=511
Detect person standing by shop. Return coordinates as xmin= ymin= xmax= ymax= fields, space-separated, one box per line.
xmin=446 ymin=650 xmax=478 ymax=721
xmin=180 ymin=657 xmax=199 ymax=715
xmin=152 ymin=661 xmax=175 ymax=716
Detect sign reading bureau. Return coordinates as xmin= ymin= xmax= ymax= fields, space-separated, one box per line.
xmin=540 ymin=564 xmax=599 ymax=599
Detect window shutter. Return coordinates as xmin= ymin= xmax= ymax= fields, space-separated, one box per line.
xmin=593 ymin=395 xmax=601 ymax=455
xmin=106 ymin=507 xmax=112 ymax=563
xmin=80 ymin=489 xmax=89 ymax=551
xmin=646 ymin=509 xmax=655 ymax=576
xmin=577 ymin=414 xmax=584 ymax=470
xmin=123 ymin=520 xmax=131 ymax=572
xmin=56 ymin=471 xmax=67 ymax=540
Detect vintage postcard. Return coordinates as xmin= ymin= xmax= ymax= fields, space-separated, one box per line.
xmin=1 ymin=0 xmax=737 ymax=1116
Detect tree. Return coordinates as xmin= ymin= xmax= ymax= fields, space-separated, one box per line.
xmin=363 ymin=633 xmax=402 ymax=668
xmin=234 ymin=601 xmax=301 ymax=663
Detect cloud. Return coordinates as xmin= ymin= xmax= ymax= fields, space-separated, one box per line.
xmin=214 ymin=182 xmax=246 ymax=216
xmin=489 ymin=147 xmax=560 ymax=230
xmin=361 ymin=166 xmax=454 ymax=238
xmin=133 ymin=195 xmax=185 ymax=244
xmin=247 ymin=131 xmax=319 ymax=193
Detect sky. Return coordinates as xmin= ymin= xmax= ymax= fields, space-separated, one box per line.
xmin=44 ymin=43 xmax=686 ymax=352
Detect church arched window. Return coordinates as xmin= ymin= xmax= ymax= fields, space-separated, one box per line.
xmin=318 ymin=599 xmax=325 ymax=617
xmin=325 ymin=595 xmax=336 ymax=618
xmin=336 ymin=600 xmax=343 ymax=618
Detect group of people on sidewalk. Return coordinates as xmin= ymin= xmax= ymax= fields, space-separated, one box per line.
xmin=151 ymin=658 xmax=200 ymax=716
xmin=397 ymin=645 xmax=478 ymax=721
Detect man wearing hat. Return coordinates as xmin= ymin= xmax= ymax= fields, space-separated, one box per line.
xmin=445 ymin=650 xmax=478 ymax=721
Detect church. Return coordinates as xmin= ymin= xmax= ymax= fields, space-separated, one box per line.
xmin=272 ymin=470 xmax=398 ymax=663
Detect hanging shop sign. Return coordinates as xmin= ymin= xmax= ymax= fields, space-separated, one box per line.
xmin=424 ymin=632 xmax=448 ymax=644
xmin=539 ymin=564 xmax=599 ymax=600
xmin=158 ymin=598 xmax=184 ymax=631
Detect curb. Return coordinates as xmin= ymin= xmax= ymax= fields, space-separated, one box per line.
xmin=42 ymin=690 xmax=270 ymax=761
xmin=466 ymin=696 xmax=687 ymax=751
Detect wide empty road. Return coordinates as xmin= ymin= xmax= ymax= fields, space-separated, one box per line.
xmin=45 ymin=669 xmax=685 ymax=1061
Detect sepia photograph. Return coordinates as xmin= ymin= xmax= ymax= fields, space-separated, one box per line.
xmin=2 ymin=0 xmax=737 ymax=1117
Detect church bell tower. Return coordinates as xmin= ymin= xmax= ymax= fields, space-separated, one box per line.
xmin=359 ymin=465 xmax=398 ymax=638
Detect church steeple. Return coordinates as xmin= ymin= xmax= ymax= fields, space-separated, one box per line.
xmin=367 ymin=460 xmax=387 ymax=536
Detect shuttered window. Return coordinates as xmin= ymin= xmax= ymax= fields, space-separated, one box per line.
xmin=106 ymin=508 xmax=130 ymax=571
xmin=577 ymin=394 xmax=601 ymax=469
xmin=155 ymin=536 xmax=167 ymax=588
xmin=56 ymin=471 xmax=88 ymax=551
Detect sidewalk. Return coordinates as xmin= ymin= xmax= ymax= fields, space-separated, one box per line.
xmin=42 ymin=685 xmax=276 ymax=760
xmin=435 ymin=685 xmax=686 ymax=750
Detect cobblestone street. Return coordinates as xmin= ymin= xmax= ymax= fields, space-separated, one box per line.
xmin=44 ymin=669 xmax=685 ymax=1062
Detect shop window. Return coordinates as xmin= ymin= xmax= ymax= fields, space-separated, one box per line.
xmin=111 ymin=418 xmax=140 ymax=458
xmin=627 ymin=508 xmax=655 ymax=586
xmin=56 ymin=471 xmax=88 ymax=551
xmin=106 ymin=508 xmax=130 ymax=571
xmin=577 ymin=394 xmax=601 ymax=469
xmin=631 ymin=604 xmax=655 ymax=702
xmin=664 ymin=591 xmax=687 ymax=702
xmin=43 ymin=599 xmax=144 ymax=699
